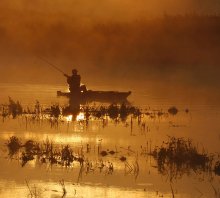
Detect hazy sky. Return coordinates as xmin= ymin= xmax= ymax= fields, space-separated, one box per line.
xmin=0 ymin=0 xmax=220 ymax=87
xmin=1 ymin=0 xmax=220 ymax=21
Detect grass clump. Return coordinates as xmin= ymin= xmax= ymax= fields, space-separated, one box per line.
xmin=152 ymin=137 xmax=212 ymax=180
xmin=8 ymin=97 xmax=23 ymax=118
xmin=6 ymin=136 xmax=22 ymax=156
xmin=214 ymin=161 xmax=220 ymax=176
xmin=168 ymin=106 xmax=178 ymax=115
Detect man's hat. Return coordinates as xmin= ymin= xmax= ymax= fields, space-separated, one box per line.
xmin=72 ymin=69 xmax=78 ymax=74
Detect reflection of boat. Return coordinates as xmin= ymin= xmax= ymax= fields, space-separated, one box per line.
xmin=57 ymin=90 xmax=131 ymax=102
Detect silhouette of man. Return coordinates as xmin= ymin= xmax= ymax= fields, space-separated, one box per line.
xmin=64 ymin=69 xmax=81 ymax=96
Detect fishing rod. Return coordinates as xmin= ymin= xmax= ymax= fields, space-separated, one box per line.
xmin=38 ymin=56 xmax=66 ymax=75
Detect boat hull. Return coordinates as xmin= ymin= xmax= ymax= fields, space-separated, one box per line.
xmin=57 ymin=90 xmax=131 ymax=103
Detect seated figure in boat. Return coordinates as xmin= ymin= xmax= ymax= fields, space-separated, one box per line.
xmin=64 ymin=69 xmax=81 ymax=97
xmin=64 ymin=69 xmax=87 ymax=97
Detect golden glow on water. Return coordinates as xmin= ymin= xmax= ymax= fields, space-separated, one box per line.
xmin=21 ymin=132 xmax=103 ymax=145
xmin=1 ymin=84 xmax=220 ymax=198
xmin=64 ymin=113 xmax=85 ymax=122
xmin=66 ymin=115 xmax=73 ymax=122
xmin=76 ymin=112 xmax=85 ymax=121
xmin=0 ymin=181 xmax=173 ymax=198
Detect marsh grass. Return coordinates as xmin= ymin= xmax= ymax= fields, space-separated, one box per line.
xmin=25 ymin=180 xmax=42 ymax=198
xmin=59 ymin=179 xmax=67 ymax=198
xmin=6 ymin=135 xmax=220 ymax=185
xmin=214 ymin=161 xmax=220 ymax=175
xmin=6 ymin=136 xmax=87 ymax=168
xmin=8 ymin=97 xmax=23 ymax=118
xmin=0 ymin=98 xmax=178 ymax=125
xmin=6 ymin=136 xmax=22 ymax=157
xmin=151 ymin=137 xmax=214 ymax=180
xmin=5 ymin=136 xmax=139 ymax=179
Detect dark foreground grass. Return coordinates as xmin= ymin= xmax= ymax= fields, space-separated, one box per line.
xmin=6 ymin=136 xmax=114 ymax=173
xmin=151 ymin=137 xmax=217 ymax=180
xmin=1 ymin=97 xmax=181 ymax=123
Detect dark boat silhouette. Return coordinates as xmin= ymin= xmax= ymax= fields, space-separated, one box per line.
xmin=57 ymin=90 xmax=131 ymax=102
xmin=38 ymin=58 xmax=131 ymax=102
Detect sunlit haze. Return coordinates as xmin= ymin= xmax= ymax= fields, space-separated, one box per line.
xmin=0 ymin=0 xmax=220 ymax=89
xmin=1 ymin=1 xmax=220 ymax=197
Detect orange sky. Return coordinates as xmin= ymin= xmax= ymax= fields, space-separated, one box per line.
xmin=1 ymin=0 xmax=220 ymax=21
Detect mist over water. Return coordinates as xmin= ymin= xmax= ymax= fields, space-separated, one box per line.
xmin=1 ymin=1 xmax=220 ymax=198
xmin=0 ymin=0 xmax=220 ymax=90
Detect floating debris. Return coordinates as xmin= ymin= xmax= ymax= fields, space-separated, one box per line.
xmin=109 ymin=150 xmax=116 ymax=155
xmin=100 ymin=151 xmax=108 ymax=157
xmin=120 ymin=156 xmax=127 ymax=162
xmin=168 ymin=106 xmax=178 ymax=115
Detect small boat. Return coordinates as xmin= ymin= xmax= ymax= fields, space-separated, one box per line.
xmin=38 ymin=59 xmax=131 ymax=103
xmin=57 ymin=90 xmax=131 ymax=102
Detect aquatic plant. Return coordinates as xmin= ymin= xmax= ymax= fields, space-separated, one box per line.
xmin=124 ymin=159 xmax=139 ymax=179
xmin=6 ymin=137 xmax=83 ymax=167
xmin=50 ymin=104 xmax=61 ymax=118
xmin=100 ymin=150 xmax=108 ymax=157
xmin=25 ymin=180 xmax=42 ymax=198
xmin=168 ymin=106 xmax=178 ymax=115
xmin=1 ymin=98 xmax=175 ymax=126
xmin=34 ymin=100 xmax=41 ymax=115
xmin=108 ymin=104 xmax=119 ymax=119
xmin=24 ymin=140 xmax=40 ymax=154
xmin=109 ymin=150 xmax=116 ymax=155
xmin=152 ymin=137 xmax=212 ymax=180
xmin=8 ymin=97 xmax=23 ymax=118
xmin=0 ymin=104 xmax=9 ymax=118
xmin=214 ymin=161 xmax=220 ymax=175
xmin=119 ymin=103 xmax=129 ymax=121
xmin=6 ymin=136 xmax=22 ymax=156
xmin=59 ymin=179 xmax=67 ymax=197
xmin=61 ymin=145 xmax=74 ymax=166
xmin=21 ymin=152 xmax=35 ymax=167
xmin=120 ymin=156 xmax=127 ymax=162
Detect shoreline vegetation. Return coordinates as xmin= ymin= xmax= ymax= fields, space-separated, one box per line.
xmin=2 ymin=98 xmax=219 ymax=179
xmin=0 ymin=97 xmax=180 ymax=120
xmin=6 ymin=135 xmax=220 ymax=179
xmin=1 ymin=97 xmax=220 ymax=197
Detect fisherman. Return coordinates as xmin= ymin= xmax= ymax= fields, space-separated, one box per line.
xmin=64 ymin=69 xmax=81 ymax=96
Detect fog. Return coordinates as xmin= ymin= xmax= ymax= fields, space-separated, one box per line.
xmin=0 ymin=0 xmax=220 ymax=89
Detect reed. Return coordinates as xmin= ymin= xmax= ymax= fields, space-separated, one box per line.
xmin=151 ymin=137 xmax=213 ymax=180
xmin=6 ymin=136 xmax=22 ymax=156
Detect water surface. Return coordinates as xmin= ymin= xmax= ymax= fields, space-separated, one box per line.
xmin=0 ymin=82 xmax=220 ymax=198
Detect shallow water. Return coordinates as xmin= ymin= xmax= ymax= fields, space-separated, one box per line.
xmin=0 ymin=82 xmax=220 ymax=197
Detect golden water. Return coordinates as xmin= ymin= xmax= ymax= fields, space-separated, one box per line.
xmin=0 ymin=82 xmax=220 ymax=197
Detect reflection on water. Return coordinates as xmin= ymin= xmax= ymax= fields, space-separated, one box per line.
xmin=0 ymin=180 xmax=175 ymax=198
xmin=0 ymin=83 xmax=220 ymax=197
xmin=66 ymin=115 xmax=73 ymax=122
xmin=76 ymin=113 xmax=85 ymax=122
